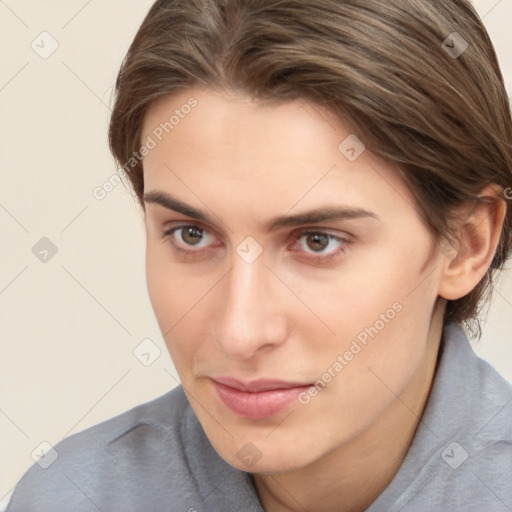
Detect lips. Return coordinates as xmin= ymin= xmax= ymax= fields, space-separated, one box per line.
xmin=211 ymin=377 xmax=312 ymax=419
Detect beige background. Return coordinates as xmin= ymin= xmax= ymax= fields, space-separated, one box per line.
xmin=1 ymin=0 xmax=511 ymax=508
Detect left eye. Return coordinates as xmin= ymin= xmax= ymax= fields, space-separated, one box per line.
xmin=291 ymin=231 xmax=349 ymax=257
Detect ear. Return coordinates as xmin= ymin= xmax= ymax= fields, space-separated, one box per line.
xmin=438 ymin=184 xmax=507 ymax=301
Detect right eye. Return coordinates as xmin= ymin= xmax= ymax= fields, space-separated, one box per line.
xmin=159 ymin=224 xmax=220 ymax=257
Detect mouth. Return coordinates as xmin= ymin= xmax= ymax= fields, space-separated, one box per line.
xmin=210 ymin=377 xmax=313 ymax=419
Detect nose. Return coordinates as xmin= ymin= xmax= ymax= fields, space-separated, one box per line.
xmin=213 ymin=253 xmax=288 ymax=360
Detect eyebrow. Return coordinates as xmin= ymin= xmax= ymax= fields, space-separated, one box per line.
xmin=143 ymin=190 xmax=380 ymax=231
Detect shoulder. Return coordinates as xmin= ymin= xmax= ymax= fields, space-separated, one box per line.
xmin=463 ymin=328 xmax=512 ymax=444
xmin=370 ymin=324 xmax=512 ymax=512
xmin=462 ymin=339 xmax=512 ymax=500
xmin=440 ymin=323 xmax=512 ymax=438
xmin=6 ymin=386 xmax=195 ymax=512
xmin=407 ymin=324 xmax=512 ymax=510
xmin=441 ymin=323 xmax=512 ymax=472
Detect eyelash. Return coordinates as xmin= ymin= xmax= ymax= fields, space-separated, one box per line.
xmin=158 ymin=224 xmax=351 ymax=264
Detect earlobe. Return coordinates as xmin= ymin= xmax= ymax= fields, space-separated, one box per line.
xmin=437 ymin=184 xmax=507 ymax=301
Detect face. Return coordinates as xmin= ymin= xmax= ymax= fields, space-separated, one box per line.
xmin=141 ymin=87 xmax=444 ymax=473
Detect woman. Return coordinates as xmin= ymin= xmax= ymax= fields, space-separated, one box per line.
xmin=7 ymin=0 xmax=512 ymax=510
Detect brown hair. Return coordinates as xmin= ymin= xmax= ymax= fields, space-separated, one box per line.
xmin=108 ymin=0 xmax=512 ymax=339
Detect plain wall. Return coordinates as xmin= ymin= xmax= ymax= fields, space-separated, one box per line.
xmin=1 ymin=0 xmax=511 ymax=508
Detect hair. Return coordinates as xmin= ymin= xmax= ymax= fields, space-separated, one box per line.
xmin=108 ymin=0 xmax=512 ymax=340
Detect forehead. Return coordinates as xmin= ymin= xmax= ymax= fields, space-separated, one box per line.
xmin=140 ymin=87 xmax=417 ymax=223
xmin=141 ymin=87 xmax=344 ymax=162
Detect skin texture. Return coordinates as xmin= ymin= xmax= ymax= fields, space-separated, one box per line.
xmin=140 ymin=86 xmax=506 ymax=512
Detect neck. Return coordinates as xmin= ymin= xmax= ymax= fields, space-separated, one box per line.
xmin=253 ymin=299 xmax=447 ymax=512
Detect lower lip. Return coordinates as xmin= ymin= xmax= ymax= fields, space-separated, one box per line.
xmin=212 ymin=380 xmax=311 ymax=419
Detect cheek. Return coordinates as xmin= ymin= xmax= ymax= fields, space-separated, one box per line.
xmin=307 ymin=256 xmax=408 ymax=342
xmin=307 ymin=247 xmax=437 ymax=406
xmin=145 ymin=244 xmax=187 ymax=352
xmin=334 ymin=238 xmax=435 ymax=329
xmin=145 ymin=241 xmax=213 ymax=373
xmin=145 ymin=239 xmax=197 ymax=322
xmin=145 ymin=244 xmax=174 ymax=326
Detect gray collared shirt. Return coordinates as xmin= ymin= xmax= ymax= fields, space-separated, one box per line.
xmin=6 ymin=322 xmax=512 ymax=511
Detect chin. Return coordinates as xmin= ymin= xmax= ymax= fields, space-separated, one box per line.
xmin=209 ymin=431 xmax=319 ymax=475
xmin=225 ymin=451 xmax=310 ymax=475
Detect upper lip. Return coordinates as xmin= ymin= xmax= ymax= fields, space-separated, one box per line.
xmin=211 ymin=377 xmax=311 ymax=392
